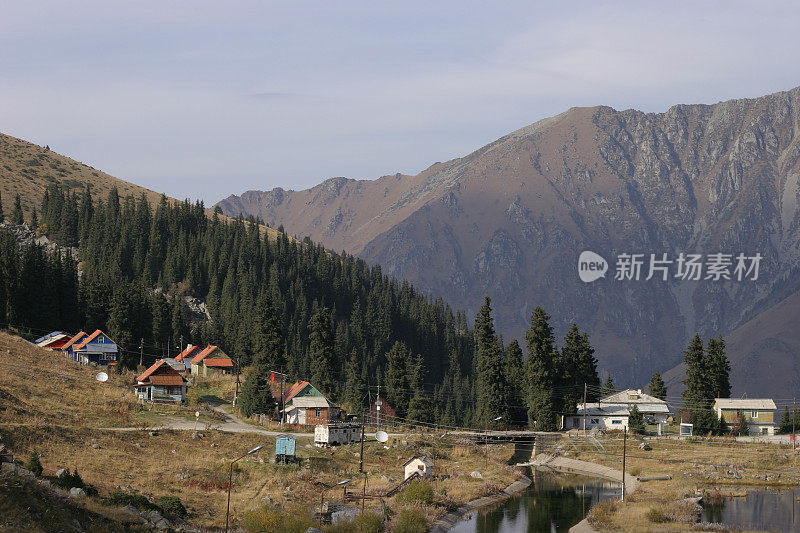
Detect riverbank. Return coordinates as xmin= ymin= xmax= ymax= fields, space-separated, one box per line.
xmin=430 ymin=472 xmax=531 ymax=532
xmin=552 ymin=434 xmax=800 ymax=532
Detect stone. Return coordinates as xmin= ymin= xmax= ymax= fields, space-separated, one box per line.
xmin=69 ymin=487 xmax=87 ymax=498
xmin=192 ymin=432 xmax=203 ymax=440
xmin=305 ymin=528 xmax=324 ymax=533
xmin=210 ymin=443 xmax=219 ymax=448
xmin=149 ymin=431 xmax=159 ymax=437
xmin=470 ymin=471 xmax=483 ymax=479
xmin=638 ymin=442 xmax=652 ymax=451
xmin=123 ymin=505 xmax=139 ymax=514
xmin=91 ymin=443 xmax=101 ymax=449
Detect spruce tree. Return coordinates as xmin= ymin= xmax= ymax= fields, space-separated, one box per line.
xmin=560 ymin=324 xmax=600 ymax=411
xmin=628 ymin=405 xmax=645 ymax=433
xmin=706 ymin=336 xmax=731 ymax=398
xmin=474 ymin=297 xmax=510 ymax=428
xmin=238 ymin=366 xmax=275 ymax=418
xmin=252 ymin=294 xmax=285 ymax=371
xmin=505 ymin=339 xmax=527 ymax=427
xmin=12 ymin=194 xmax=23 ymax=224
xmin=384 ymin=340 xmax=410 ymax=417
xmin=525 ymin=306 xmax=557 ymax=431
xmin=648 ymin=371 xmax=667 ymax=400
xmin=682 ymin=334 xmax=709 ymax=409
xmin=308 ymin=306 xmax=336 ymax=398
xmin=603 ymin=374 xmax=616 ymax=397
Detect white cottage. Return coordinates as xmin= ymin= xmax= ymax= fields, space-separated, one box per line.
xmin=403 ymin=455 xmax=434 ymax=480
xmin=565 ymin=388 xmax=670 ymax=431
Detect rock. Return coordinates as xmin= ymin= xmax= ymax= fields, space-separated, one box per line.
xmin=210 ymin=443 xmax=219 ymax=448
xmin=69 ymin=487 xmax=87 ymax=498
xmin=470 ymin=471 xmax=483 ymax=479
xmin=123 ymin=505 xmax=140 ymax=514
xmin=150 ymin=431 xmax=159 ymax=437
xmin=639 ymin=442 xmax=652 ymax=451
xmin=306 ymin=528 xmax=324 ymax=533
xmin=192 ymin=432 xmax=203 ymax=440
xmin=91 ymin=443 xmax=101 ymax=449
xmin=154 ymin=518 xmax=170 ymax=529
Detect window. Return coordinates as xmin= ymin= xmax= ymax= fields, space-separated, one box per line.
xmin=751 ymin=411 xmax=759 ymax=418
xmin=572 ymin=418 xmax=579 ymax=428
xmin=315 ymin=408 xmax=322 ymax=417
xmin=98 ymin=337 xmax=104 ymax=343
xmin=590 ymin=418 xmax=599 ymax=424
xmin=611 ymin=419 xmax=622 ymax=425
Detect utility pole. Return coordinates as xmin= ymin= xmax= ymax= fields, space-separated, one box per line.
xmin=139 ymin=339 xmax=144 ymax=368
xmin=621 ymin=430 xmax=627 ymax=502
xmin=376 ymin=383 xmax=381 ymax=431
xmin=583 ymin=383 xmax=587 ymax=436
xmin=794 ymin=397 xmax=797 ymax=452
xmin=280 ymin=367 xmax=285 ymax=429
xmin=359 ymin=403 xmax=366 ymax=473
xmin=233 ymin=359 xmax=241 ymax=409
xmin=179 ymin=335 xmax=184 ymax=354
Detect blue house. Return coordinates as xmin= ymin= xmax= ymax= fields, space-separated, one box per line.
xmin=72 ymin=330 xmax=119 ymax=366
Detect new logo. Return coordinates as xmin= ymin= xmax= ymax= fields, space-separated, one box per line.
xmin=578 ymin=251 xmax=608 ymax=282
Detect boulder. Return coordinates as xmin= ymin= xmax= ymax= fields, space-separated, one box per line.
xmin=638 ymin=442 xmax=652 ymax=451
xmin=149 ymin=431 xmax=159 ymax=437
xmin=56 ymin=468 xmax=68 ymax=479
xmin=69 ymin=487 xmax=87 ymax=498
xmin=470 ymin=471 xmax=483 ymax=479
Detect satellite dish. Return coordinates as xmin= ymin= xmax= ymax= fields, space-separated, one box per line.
xmin=96 ymin=372 xmax=108 ymax=383
xmin=375 ymin=430 xmax=389 ymax=443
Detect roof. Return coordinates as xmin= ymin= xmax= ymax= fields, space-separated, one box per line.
xmin=403 ymin=455 xmax=434 ymax=467
xmin=37 ymin=334 xmax=70 ymax=348
xmin=203 ymin=358 xmax=234 ymax=368
xmin=576 ymin=402 xmax=670 ymax=415
xmin=136 ymin=360 xmax=168 ymax=383
xmin=190 ymin=345 xmax=227 ymax=364
xmin=150 ymin=375 xmax=186 ymax=386
xmin=135 ymin=360 xmax=186 ymax=385
xmin=61 ymin=331 xmax=87 ymax=351
xmin=175 ymin=345 xmax=200 ymax=362
xmin=287 ymin=397 xmax=330 ymax=409
xmin=601 ymin=389 xmax=667 ymax=405
xmin=73 ymin=330 xmax=117 ymax=350
xmin=34 ymin=331 xmax=65 ymax=344
xmin=284 ymin=381 xmax=311 ymax=402
xmin=714 ymin=399 xmax=777 ymax=410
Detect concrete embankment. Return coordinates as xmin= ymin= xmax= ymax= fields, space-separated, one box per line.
xmin=429 ymin=473 xmax=532 ymax=533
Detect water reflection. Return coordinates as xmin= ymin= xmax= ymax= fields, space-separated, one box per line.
xmin=702 ymin=488 xmax=798 ymax=532
xmin=449 ymin=469 xmax=621 ymax=533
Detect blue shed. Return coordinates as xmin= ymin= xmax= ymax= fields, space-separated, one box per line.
xmin=275 ymin=434 xmax=296 ymax=464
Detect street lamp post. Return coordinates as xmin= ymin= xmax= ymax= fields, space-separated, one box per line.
xmin=225 ymin=445 xmax=264 ymax=533
xmin=316 ymin=479 xmax=351 ymax=516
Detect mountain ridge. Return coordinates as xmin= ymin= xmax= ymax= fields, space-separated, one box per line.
xmin=218 ymin=85 xmax=800 ymax=396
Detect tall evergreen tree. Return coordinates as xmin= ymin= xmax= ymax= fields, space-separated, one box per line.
xmin=505 ymin=339 xmax=527 ymax=427
xmin=560 ymin=323 xmax=600 ymax=412
xmin=252 ymin=294 xmax=285 ymax=371
xmin=474 ymin=297 xmax=510 ymax=428
xmin=12 ymin=194 xmax=23 ymax=224
xmin=525 ymin=306 xmax=557 ymax=431
xmin=603 ymin=374 xmax=616 ymax=396
xmin=648 ymin=371 xmax=667 ymax=400
xmin=384 ymin=340 xmax=410 ymax=418
xmin=706 ymin=336 xmax=731 ymax=398
xmin=682 ymin=334 xmax=709 ymax=408
xmin=308 ymin=306 xmax=336 ymax=398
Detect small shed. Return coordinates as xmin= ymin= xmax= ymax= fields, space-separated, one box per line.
xmin=403 ymin=455 xmax=434 ymax=480
xmin=275 ymin=434 xmax=296 ymax=464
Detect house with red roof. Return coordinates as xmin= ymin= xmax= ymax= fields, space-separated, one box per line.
xmin=60 ymin=331 xmax=88 ymax=361
xmin=174 ymin=344 xmax=201 ymax=375
xmin=134 ymin=360 xmax=188 ymax=404
xmin=281 ymin=380 xmax=341 ymax=425
xmin=190 ymin=345 xmax=234 ymax=377
xmin=35 ymin=331 xmax=70 ymax=350
xmin=71 ymin=330 xmax=119 ymax=366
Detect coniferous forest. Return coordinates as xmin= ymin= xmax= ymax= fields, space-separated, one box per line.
xmin=0 ymin=185 xmax=607 ymax=428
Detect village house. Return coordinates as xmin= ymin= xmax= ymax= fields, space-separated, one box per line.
xmin=565 ymin=388 xmax=670 ymax=431
xmin=281 ymin=380 xmax=340 ymax=425
xmin=403 ymin=455 xmax=434 ymax=480
xmin=713 ymin=398 xmax=777 ymax=436
xmin=134 ymin=360 xmax=188 ymax=404
xmin=174 ymin=344 xmax=201 ymax=375
xmin=190 ymin=345 xmax=234 ymax=376
xmin=35 ymin=331 xmax=70 ymax=350
xmin=66 ymin=330 xmax=119 ymax=366
xmin=60 ymin=331 xmax=87 ymax=360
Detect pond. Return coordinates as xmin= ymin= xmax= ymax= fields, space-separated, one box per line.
xmin=449 ymin=469 xmax=620 ymax=533
xmin=702 ymin=488 xmax=799 ymax=532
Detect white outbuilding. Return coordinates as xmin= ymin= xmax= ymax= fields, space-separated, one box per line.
xmin=403 ymin=455 xmax=434 ymax=480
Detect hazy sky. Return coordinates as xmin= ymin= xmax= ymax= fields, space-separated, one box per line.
xmin=2 ymin=1 xmax=799 ymax=204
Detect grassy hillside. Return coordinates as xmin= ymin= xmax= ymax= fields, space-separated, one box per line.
xmin=0 ymin=330 xmax=517 ymax=530
xmin=0 ymin=131 xmax=285 ymax=242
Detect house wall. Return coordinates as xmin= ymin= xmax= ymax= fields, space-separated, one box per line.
xmin=565 ymin=415 xmax=629 ymax=430
xmin=404 ymin=461 xmax=431 ymax=480
xmin=717 ymin=409 xmax=775 ymax=424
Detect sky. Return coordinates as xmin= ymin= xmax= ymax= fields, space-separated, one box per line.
xmin=2 ymin=1 xmax=799 ymax=205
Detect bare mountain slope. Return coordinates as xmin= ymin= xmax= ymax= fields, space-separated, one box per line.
xmin=220 ymin=86 xmax=800 ymax=395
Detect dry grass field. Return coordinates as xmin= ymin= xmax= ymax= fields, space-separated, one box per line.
xmin=0 ymin=330 xmax=519 ymax=531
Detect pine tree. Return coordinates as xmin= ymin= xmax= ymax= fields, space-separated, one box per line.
xmin=30 ymin=208 xmax=38 ymax=231
xmin=308 ymin=306 xmax=336 ymax=398
xmin=474 ymin=297 xmax=510 ymax=428
xmin=648 ymin=371 xmax=667 ymax=400
xmin=505 ymin=339 xmax=527 ymax=427
xmin=238 ymin=365 xmax=275 ymax=418
xmin=12 ymin=194 xmax=23 ymax=224
xmin=385 ymin=340 xmax=410 ymax=417
xmin=706 ymin=336 xmax=731 ymax=398
xmin=628 ymin=405 xmax=645 ymax=433
xmin=682 ymin=334 xmax=710 ymax=409
xmin=343 ymin=350 xmax=366 ymax=413
xmin=560 ymin=324 xmax=600 ymax=412
xmin=525 ymin=306 xmax=557 ymax=431
xmin=603 ymin=374 xmax=616 ymax=397
xmin=252 ymin=294 xmax=285 ymax=371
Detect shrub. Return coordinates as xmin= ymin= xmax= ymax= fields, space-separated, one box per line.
xmin=646 ymin=507 xmax=669 ymax=523
xmin=394 ymin=509 xmax=427 ymax=533
xmin=158 ymin=496 xmax=187 ymax=518
xmin=105 ymin=492 xmax=160 ymax=512
xmin=587 ymin=499 xmax=618 ymax=529
xmin=54 ymin=469 xmax=98 ymax=496
xmin=25 ymin=451 xmax=43 ymax=477
xmin=353 ymin=511 xmax=385 ymax=533
xmin=398 ymin=481 xmax=434 ymax=505
xmin=242 ymin=506 xmax=316 ymax=533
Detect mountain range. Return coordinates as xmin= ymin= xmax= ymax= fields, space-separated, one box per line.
xmin=217 ymin=86 xmax=800 ymax=398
